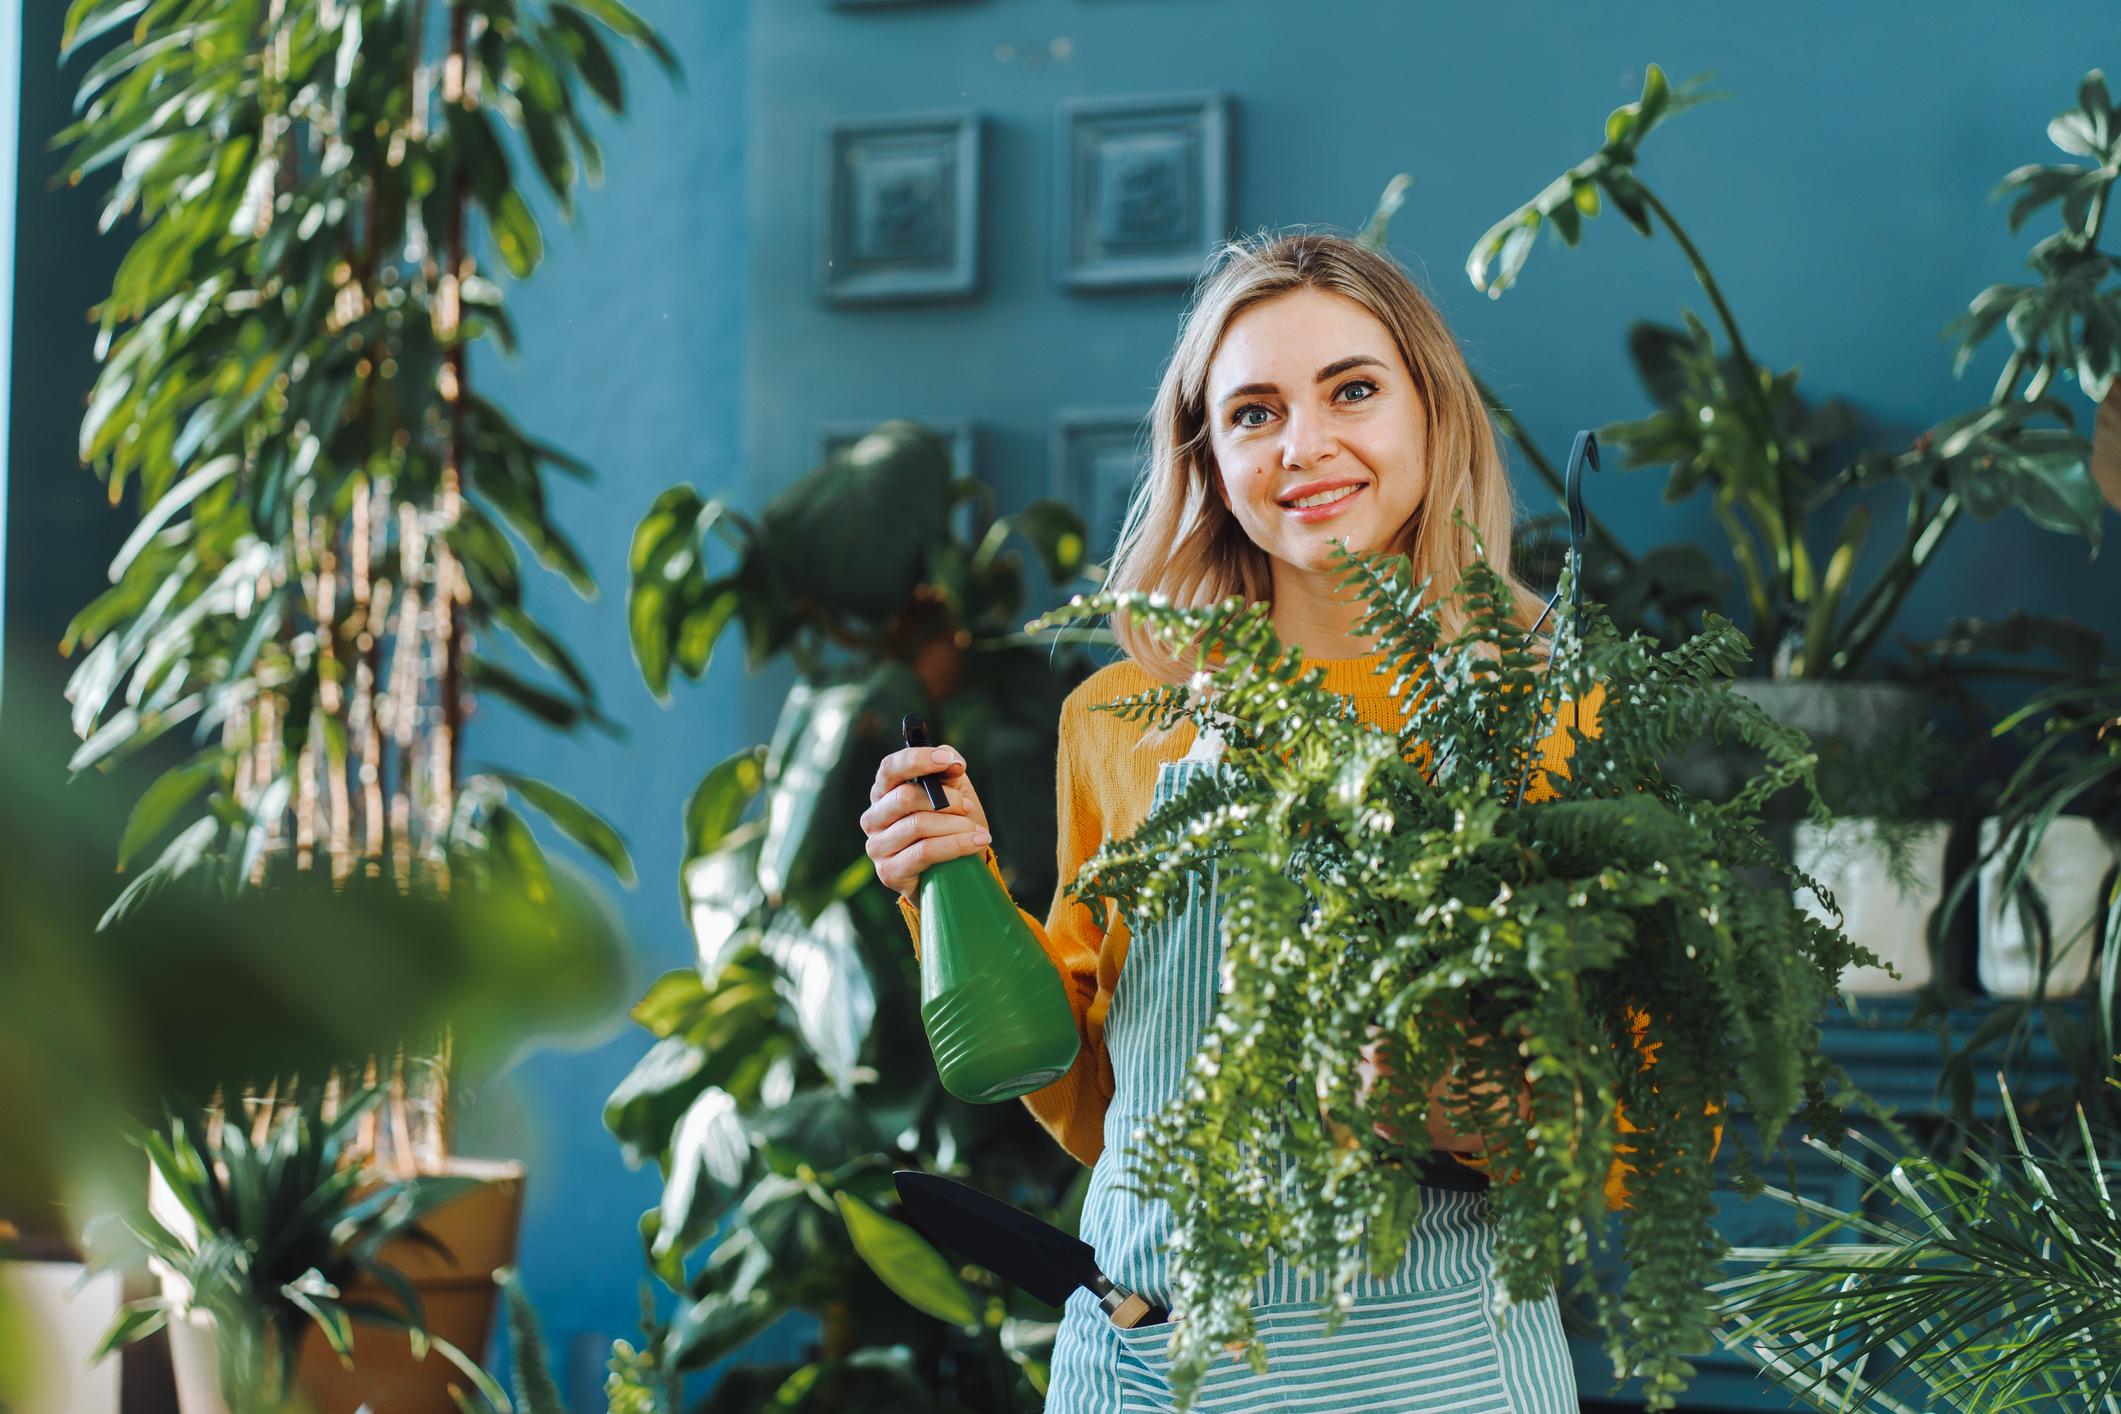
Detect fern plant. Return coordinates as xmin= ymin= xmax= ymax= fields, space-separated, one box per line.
xmin=1024 ymin=526 xmax=1882 ymax=1411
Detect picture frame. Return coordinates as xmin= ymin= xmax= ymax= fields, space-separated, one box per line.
xmin=819 ymin=110 xmax=984 ymax=304
xmin=1055 ymin=92 xmax=1229 ymax=291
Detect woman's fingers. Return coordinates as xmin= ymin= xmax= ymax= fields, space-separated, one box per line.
xmin=863 ymin=747 xmax=986 ymax=827
xmin=861 ymin=746 xmax=992 ymax=899
xmin=1355 ymin=1029 xmax=1531 ymax=1152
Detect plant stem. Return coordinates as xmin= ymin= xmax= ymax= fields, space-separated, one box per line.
xmin=1830 ymin=492 xmax=1963 ymax=677
xmin=1636 ymin=185 xmax=1805 ymax=620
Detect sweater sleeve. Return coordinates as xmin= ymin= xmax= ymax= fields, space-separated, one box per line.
xmin=895 ymin=701 xmax=1112 ymax=1168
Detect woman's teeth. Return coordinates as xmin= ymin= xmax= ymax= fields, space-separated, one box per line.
xmin=1284 ymin=485 xmax=1360 ymax=509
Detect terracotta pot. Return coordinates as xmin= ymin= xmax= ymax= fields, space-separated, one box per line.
xmin=153 ymin=1158 xmax=525 ymax=1414
xmin=2092 ymin=382 xmax=2121 ymax=514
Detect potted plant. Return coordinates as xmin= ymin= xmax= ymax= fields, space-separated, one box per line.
xmin=1459 ymin=65 xmax=2118 ymax=993
xmin=1025 ymin=529 xmax=1880 ymax=1412
xmin=48 ymin=0 xmax=670 ymax=1405
xmin=105 ymin=1085 xmax=511 ymax=1414
xmin=1712 ymin=1068 xmax=2121 ymax=1413
xmin=1913 ymin=611 xmax=2121 ymax=1119
xmin=0 ymin=679 xmax=627 ymax=1414
xmin=604 ymin=419 xmax=1103 ymax=1403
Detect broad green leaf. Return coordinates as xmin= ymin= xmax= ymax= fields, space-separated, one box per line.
xmin=655 ymin=1086 xmax=751 ymax=1259
xmin=758 ymin=901 xmax=874 ymax=1085
xmin=757 ymin=662 xmax=927 ymax=919
xmin=630 ymin=968 xmax=710 ymax=1039
xmin=683 ymin=824 xmax=767 ymax=978
xmin=986 ymin=500 xmax=1090 ymax=585
xmin=756 ymin=422 xmax=953 ymax=622
xmin=683 ymin=745 xmax=768 ymax=859
xmin=832 ymin=1189 xmax=979 ymax=1330
xmin=604 ymin=1035 xmax=709 ymax=1168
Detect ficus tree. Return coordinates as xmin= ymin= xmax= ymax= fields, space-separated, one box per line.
xmin=54 ymin=0 xmax=667 ymax=1161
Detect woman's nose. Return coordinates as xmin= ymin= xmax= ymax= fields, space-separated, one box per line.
xmin=1279 ymin=407 xmax=1336 ymax=469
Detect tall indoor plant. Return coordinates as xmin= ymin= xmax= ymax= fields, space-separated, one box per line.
xmin=50 ymin=0 xmax=669 ymax=1405
xmin=1913 ymin=612 xmax=2121 ymax=1121
xmin=605 ymin=420 xmax=1104 ymax=1406
xmin=1466 ymin=65 xmax=2113 ymax=683
xmin=1458 ymin=65 xmax=2118 ymax=996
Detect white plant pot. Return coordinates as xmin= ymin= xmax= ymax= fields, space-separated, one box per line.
xmin=0 ymin=1259 xmax=124 ymax=1414
xmin=1792 ymin=817 xmax=1951 ymax=994
xmin=1977 ymin=815 xmax=2118 ymax=999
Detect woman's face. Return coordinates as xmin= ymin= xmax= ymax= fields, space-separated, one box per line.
xmin=1202 ymin=286 xmax=1429 ymax=575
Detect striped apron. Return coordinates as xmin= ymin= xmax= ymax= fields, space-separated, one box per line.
xmin=1043 ymin=737 xmax=1581 ymax=1412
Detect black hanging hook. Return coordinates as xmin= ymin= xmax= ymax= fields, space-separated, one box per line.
xmin=1528 ymin=429 xmax=1601 ymax=640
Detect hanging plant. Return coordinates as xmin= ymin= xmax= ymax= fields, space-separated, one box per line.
xmin=1026 ymin=524 xmax=1882 ymax=1411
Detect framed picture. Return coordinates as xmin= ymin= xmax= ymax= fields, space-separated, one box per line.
xmin=819 ymin=419 xmax=982 ymax=540
xmin=1051 ymin=408 xmax=1149 ymax=566
xmin=1056 ymin=92 xmax=1229 ymax=291
xmin=819 ymin=111 xmax=983 ymax=304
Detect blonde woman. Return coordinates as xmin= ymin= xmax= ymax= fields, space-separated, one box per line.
xmin=863 ymin=229 xmax=1612 ymax=1410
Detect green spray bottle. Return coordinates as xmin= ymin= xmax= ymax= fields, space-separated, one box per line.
xmin=903 ymin=713 xmax=1081 ymax=1103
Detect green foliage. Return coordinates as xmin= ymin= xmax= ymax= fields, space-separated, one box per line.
xmin=626 ymin=420 xmax=1094 ymax=697
xmin=91 ymin=1085 xmax=508 ymax=1414
xmin=52 ymin=0 xmax=668 ymax=920
xmin=1714 ymin=1074 xmax=2121 ymax=1412
xmin=45 ymin=5 xmax=668 ymax=1403
xmin=1913 ymin=613 xmax=2121 ymax=1122
xmin=1025 ymin=529 xmax=1880 ymax=1411
xmin=608 ymin=419 xmax=1105 ymax=1405
xmin=1457 ymin=65 xmax=2116 ymax=679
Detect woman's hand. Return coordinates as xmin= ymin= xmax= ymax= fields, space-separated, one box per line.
xmin=861 ymin=744 xmax=992 ymax=901
xmin=1355 ymin=1026 xmax=1533 ymax=1152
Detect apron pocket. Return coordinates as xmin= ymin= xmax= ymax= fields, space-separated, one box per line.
xmin=1111 ymin=1282 xmax=1514 ymax=1412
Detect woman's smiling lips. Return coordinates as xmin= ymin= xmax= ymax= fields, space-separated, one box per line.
xmin=1278 ymin=481 xmax=1367 ymax=522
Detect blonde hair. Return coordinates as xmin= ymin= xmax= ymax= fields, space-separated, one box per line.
xmin=1100 ymin=227 xmax=1552 ymax=719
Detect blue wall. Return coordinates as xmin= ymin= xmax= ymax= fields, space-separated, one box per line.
xmin=457 ymin=0 xmax=753 ymax=1397
xmin=8 ymin=0 xmax=2118 ymax=1403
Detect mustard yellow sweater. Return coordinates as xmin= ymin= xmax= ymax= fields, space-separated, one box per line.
xmin=897 ymin=649 xmax=1685 ymax=1210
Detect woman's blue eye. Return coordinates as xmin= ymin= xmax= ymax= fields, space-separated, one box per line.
xmin=1227 ymin=380 xmax=1378 ymax=429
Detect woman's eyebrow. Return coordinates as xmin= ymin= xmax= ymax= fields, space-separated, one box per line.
xmin=1215 ymin=354 xmax=1388 ymax=405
